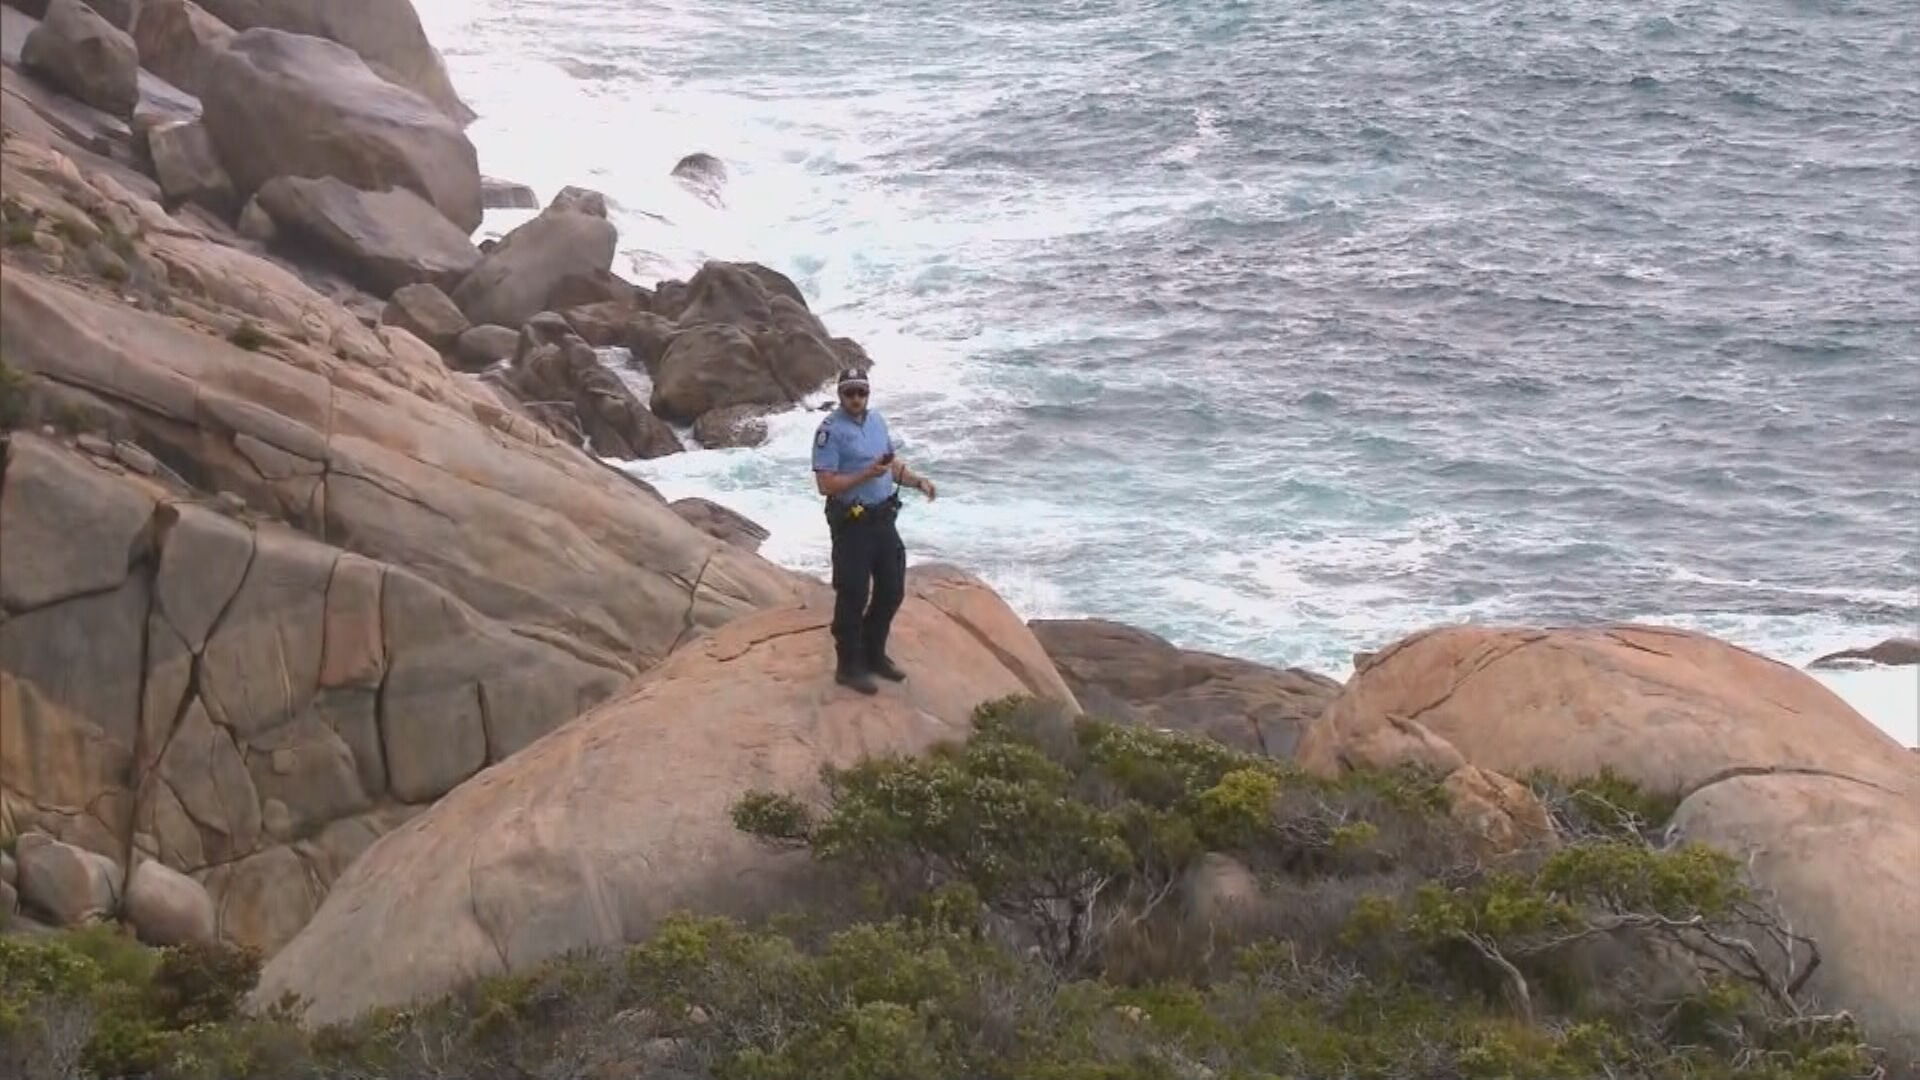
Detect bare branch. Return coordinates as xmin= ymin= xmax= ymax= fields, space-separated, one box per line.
xmin=1461 ymin=931 xmax=1535 ymax=1026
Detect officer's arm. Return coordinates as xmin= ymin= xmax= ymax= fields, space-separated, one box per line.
xmin=880 ymin=432 xmax=917 ymax=487
xmin=815 ymin=469 xmax=865 ymax=497
xmin=812 ymin=423 xmax=840 ymax=496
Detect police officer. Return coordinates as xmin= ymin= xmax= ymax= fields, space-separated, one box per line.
xmin=812 ymin=367 xmax=938 ymax=693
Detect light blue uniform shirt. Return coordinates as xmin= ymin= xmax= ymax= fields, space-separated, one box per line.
xmin=813 ymin=407 xmax=897 ymax=507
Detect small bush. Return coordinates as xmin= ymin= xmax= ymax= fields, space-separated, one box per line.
xmin=730 ymin=790 xmax=815 ymax=844
xmin=49 ymin=401 xmax=91 ymax=434
xmin=0 ymin=356 xmax=29 ymax=432
xmin=150 ymin=941 xmax=260 ymax=1029
xmin=227 ymin=320 xmax=267 ymax=351
xmin=99 ymin=220 xmax=138 ymax=260
xmin=0 ymin=927 xmax=291 ymax=1080
xmin=1529 ymin=766 xmax=1682 ymax=841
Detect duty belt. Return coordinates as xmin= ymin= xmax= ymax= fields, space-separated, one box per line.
xmin=827 ymin=492 xmax=901 ymax=525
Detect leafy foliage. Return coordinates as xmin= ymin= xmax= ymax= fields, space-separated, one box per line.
xmin=0 ymin=355 xmax=29 ymax=432
xmin=1527 ymin=765 xmax=1683 ymax=842
xmin=227 ymin=320 xmax=267 ymax=351
xmin=0 ymin=926 xmax=271 ymax=1080
xmin=0 ymin=700 xmax=1892 ymax=1079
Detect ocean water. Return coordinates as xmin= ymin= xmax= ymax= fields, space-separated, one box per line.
xmin=413 ymin=0 xmax=1919 ymax=745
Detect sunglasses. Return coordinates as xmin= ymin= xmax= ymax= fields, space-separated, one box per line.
xmin=840 ymin=387 xmax=869 ymax=398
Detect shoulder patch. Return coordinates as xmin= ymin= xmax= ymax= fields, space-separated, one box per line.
xmin=815 ymin=424 xmax=831 ymax=448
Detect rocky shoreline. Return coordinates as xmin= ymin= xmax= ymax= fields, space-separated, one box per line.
xmin=0 ymin=0 xmax=1915 ymax=1072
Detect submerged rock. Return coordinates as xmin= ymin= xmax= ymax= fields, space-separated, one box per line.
xmin=1809 ymin=637 xmax=1920 ymax=669
xmin=670 ymin=151 xmax=727 ymax=206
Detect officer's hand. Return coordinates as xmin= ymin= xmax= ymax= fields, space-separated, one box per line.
xmin=917 ymin=477 xmax=938 ymax=502
xmin=862 ymin=458 xmax=891 ymax=479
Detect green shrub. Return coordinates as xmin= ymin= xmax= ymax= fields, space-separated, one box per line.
xmin=150 ymin=940 xmax=260 ymax=1029
xmin=0 ymin=927 xmax=290 ymax=1080
xmin=99 ymin=220 xmax=138 ymax=260
xmin=0 ymin=356 xmax=29 ymax=431
xmin=0 ymin=700 xmax=1886 ymax=1078
xmin=730 ymin=790 xmax=816 ymax=844
xmin=1528 ymin=766 xmax=1682 ymax=840
xmin=48 ymin=219 xmax=91 ymax=246
xmin=227 ymin=320 xmax=267 ymax=351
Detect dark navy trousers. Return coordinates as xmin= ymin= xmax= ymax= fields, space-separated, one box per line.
xmin=828 ymin=506 xmax=906 ymax=671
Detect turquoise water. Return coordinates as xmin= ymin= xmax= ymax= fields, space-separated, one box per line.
xmin=416 ymin=0 xmax=1919 ymax=740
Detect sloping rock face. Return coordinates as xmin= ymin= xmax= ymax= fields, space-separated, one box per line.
xmin=2 ymin=268 xmax=805 ymax=665
xmin=1030 ymin=619 xmax=1340 ymax=758
xmin=200 ymin=28 xmax=482 ymax=231
xmin=1295 ymin=623 xmax=1920 ymax=1061
xmin=256 ymin=567 xmax=1079 ymax=1027
xmin=0 ymin=129 xmax=813 ymax=955
xmin=2 ymin=431 xmax=663 ymax=953
xmin=671 ymin=497 xmax=769 ymax=553
xmin=192 ymin=0 xmax=472 ymax=124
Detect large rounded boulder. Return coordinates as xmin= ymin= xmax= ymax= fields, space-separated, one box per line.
xmin=130 ymin=0 xmax=236 ymax=98
xmin=1296 ymin=623 xmax=1920 ymax=1060
xmin=21 ymin=0 xmax=138 ymax=117
xmin=192 ymin=0 xmax=474 ymax=124
xmin=255 ymin=566 xmax=1080 ymax=1027
xmin=647 ymin=261 xmax=843 ymax=423
xmin=1297 ymin=624 xmax=1915 ymax=795
xmin=200 ymin=28 xmax=483 ymax=231
xmin=254 ymin=175 xmax=481 ymax=295
xmin=1671 ymin=772 xmax=1919 ymax=1059
xmin=650 ymin=323 xmax=783 ymax=424
xmin=449 ymin=201 xmax=617 ymax=329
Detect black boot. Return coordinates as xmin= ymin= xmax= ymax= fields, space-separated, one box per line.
xmin=867 ymin=653 xmax=907 ymax=682
xmin=835 ymin=657 xmax=878 ymax=695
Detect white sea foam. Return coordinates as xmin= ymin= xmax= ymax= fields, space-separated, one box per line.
xmin=416 ymin=0 xmax=1918 ymax=751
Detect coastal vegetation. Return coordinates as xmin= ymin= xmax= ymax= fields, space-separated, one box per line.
xmin=1 ymin=700 xmax=1888 ymax=1080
